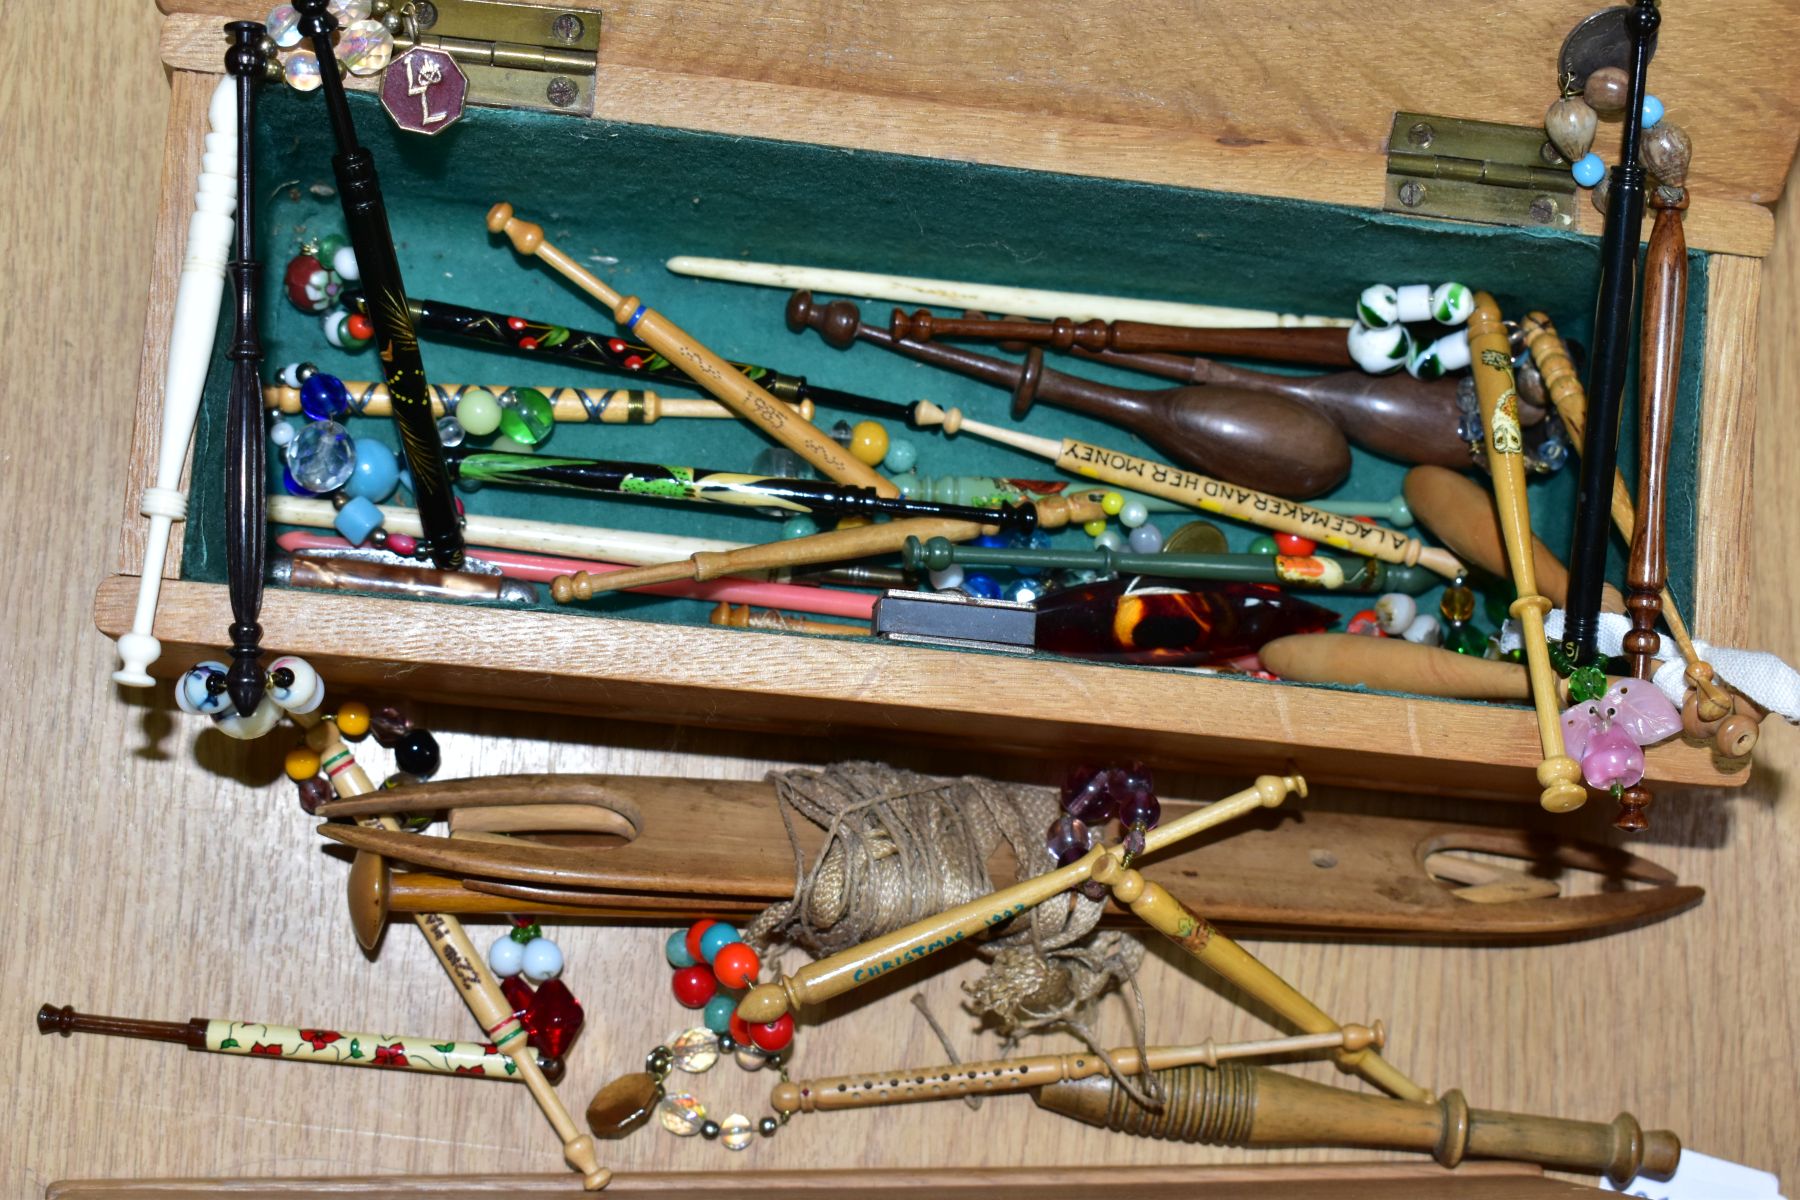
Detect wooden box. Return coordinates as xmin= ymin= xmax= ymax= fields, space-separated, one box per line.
xmin=97 ymin=0 xmax=1797 ymax=800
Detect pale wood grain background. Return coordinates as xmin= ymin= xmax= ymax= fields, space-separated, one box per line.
xmin=5 ymin=2 xmax=1797 ymax=1195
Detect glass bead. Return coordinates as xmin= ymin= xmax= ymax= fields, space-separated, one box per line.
xmin=702 ymin=994 xmax=737 ymax=1034
xmin=276 ymin=362 xmax=310 ymax=388
xmin=386 ymin=532 xmax=417 ymax=556
xmin=713 ymin=942 xmax=761 ymax=989
xmin=1119 ymin=500 xmax=1149 ymax=529
xmin=961 ymin=573 xmax=1002 ymax=599
xmin=214 ymin=695 xmax=282 ymax=740
xmin=666 ymin=928 xmax=697 ymax=969
xmin=1375 ymin=593 xmax=1417 ymax=635
xmin=332 ymin=245 xmax=361 ymax=283
xmin=1640 ymin=93 xmax=1664 ymax=130
xmin=1571 ymin=152 xmax=1606 ymax=188
xmin=1355 ymin=284 xmax=1398 ymax=329
xmin=1127 ymin=523 xmax=1163 ymax=554
xmin=1008 ymin=578 xmax=1046 ymax=605
xmin=658 ymin=1093 xmax=708 ymax=1136
xmin=1082 ymin=519 xmax=1107 ymax=538
xmin=736 ymin=1047 xmax=769 ymax=1071
xmin=337 ymin=18 xmax=394 ymax=75
xmin=720 ymin=1114 xmax=755 ymax=1151
xmin=972 ymin=534 xmax=1007 ymax=548
xmin=456 ymin=388 xmax=502 ymax=436
xmin=697 ymin=923 xmax=741 ymax=963
xmin=883 ymin=439 xmax=918 ymax=472
xmin=488 ymin=933 xmax=526 ymax=978
xmin=1544 ymin=96 xmax=1598 ymax=162
xmin=1431 ymin=282 xmax=1474 ymax=325
xmin=669 ymin=1027 xmax=720 ymax=1073
xmin=321 ymin=307 xmax=370 ymax=351
xmin=748 ymin=1013 xmax=794 ymax=1054
xmin=752 ymin=447 xmax=809 ymax=479
xmin=684 ymin=920 xmax=717 ymax=962
xmin=830 ymin=419 xmax=853 ymax=448
xmin=521 ymin=978 xmax=584 ymax=1058
xmin=1116 ymin=763 xmax=1159 ymax=829
xmin=1443 ymin=622 xmax=1488 ymax=656
xmin=1346 ymin=321 xmax=1412 ymax=374
xmin=498 ymin=387 xmax=555 ymax=445
xmin=1568 ymin=664 xmax=1609 ymax=704
xmin=499 ymin=974 xmax=534 ymax=1023
xmin=781 ymin=515 xmax=820 ymax=540
xmin=299 ymin=372 xmax=351 ymax=421
xmin=1439 ymin=583 xmax=1476 ymax=623
xmin=346 ymin=438 xmax=400 ymax=502
xmin=266 ymin=4 xmax=303 ymax=46
xmin=436 ymin=416 xmax=466 ymax=448
xmin=296 ymin=774 xmax=334 ymax=815
xmin=1062 ymin=767 xmax=1117 ymax=824
xmin=393 ymin=728 xmax=440 ymax=778
xmin=284 ymin=745 xmax=321 ymax=781
xmin=1046 ymin=814 xmax=1092 ymax=867
xmin=176 ymin=661 xmax=231 ymax=716
xmin=328 ymin=0 xmax=372 ymax=19
xmin=587 ymin=1072 xmax=659 ymax=1138
xmin=849 ymin=421 xmax=889 ymax=466
xmin=928 ymin=564 xmax=964 ymax=591
xmin=268 ymin=654 xmax=321 ymax=713
xmin=270 ymin=419 xmax=297 ymax=448
xmin=521 ymin=936 xmax=564 ymax=984
xmin=1402 ymin=614 xmax=1441 ymax=646
xmin=672 ymin=965 xmax=718 ymax=1008
xmin=1099 ymin=492 xmax=1125 ymax=516
xmin=700 ymin=1120 xmax=721 ymax=1140
xmin=283 ymin=48 xmax=323 ymax=91
xmin=758 ymin=1116 xmax=779 ymax=1137
xmin=1583 ymin=66 xmax=1630 ymax=113
xmin=511 ymin=921 xmax=543 ymax=944
xmin=381 ymin=772 xmax=421 ymax=791
xmin=1092 ymin=530 xmax=1124 ymax=553
xmin=370 ymin=703 xmax=412 ymax=746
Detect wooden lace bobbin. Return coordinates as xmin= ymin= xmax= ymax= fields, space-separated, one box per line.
xmin=1467 ymin=294 xmax=1586 ymax=813
xmin=549 ymin=494 xmax=1102 ymax=599
xmin=485 ymin=204 xmax=894 ymax=497
xmin=710 ymin=602 xmax=869 ymax=637
xmin=889 ymin=307 xmax=1356 ymax=367
xmin=298 ymin=717 xmax=609 ymax=1190
xmin=770 ymin=1025 xmax=1382 ymax=1114
xmin=265 ymin=381 xmax=815 ymax=425
xmin=664 ymin=255 xmax=1351 ymax=329
xmin=1520 ymin=312 xmax=1753 ymax=755
xmin=113 ymin=77 xmax=238 ymax=687
xmin=1259 ymin=634 xmax=1535 ymax=702
xmin=1037 ymin=1063 xmax=1678 ymax=1187
xmin=910 ymin=399 xmax=1464 ymax=579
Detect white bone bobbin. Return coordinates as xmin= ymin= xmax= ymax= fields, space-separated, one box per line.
xmin=114 ymin=76 xmax=240 ymax=687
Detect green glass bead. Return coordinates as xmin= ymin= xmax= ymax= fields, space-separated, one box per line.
xmin=1567 ymin=665 xmax=1608 ymax=703
xmin=510 ymin=922 xmax=544 ymax=944
xmin=499 ymin=387 xmax=555 ymax=446
xmin=1248 ymin=536 xmax=1279 ymax=556
xmin=1439 ymin=584 xmax=1476 ymax=623
xmin=1548 ymin=640 xmax=1576 ymax=678
xmin=317 ymin=233 xmax=348 ymax=262
xmin=1443 ymin=622 xmax=1487 ymax=656
xmin=1480 ymin=584 xmax=1512 ymax=629
xmin=457 ymin=388 xmax=502 ymax=437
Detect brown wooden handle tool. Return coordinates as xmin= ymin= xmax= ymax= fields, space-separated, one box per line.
xmin=890 ymin=307 xmax=1357 ymax=367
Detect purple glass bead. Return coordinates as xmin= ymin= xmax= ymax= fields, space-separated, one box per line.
xmin=370 ymin=703 xmax=413 ymax=747
xmin=1115 ymin=762 xmax=1160 ymax=830
xmin=1045 ymin=814 xmax=1092 ymax=867
xmin=1060 ymin=766 xmax=1117 ymax=824
xmin=1580 ymin=726 xmax=1644 ymax=791
xmin=296 ymin=774 xmax=334 ymax=815
xmin=299 ymin=371 xmax=351 ymax=421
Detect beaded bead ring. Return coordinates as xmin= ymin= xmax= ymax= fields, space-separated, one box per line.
xmin=1544 ymin=65 xmax=1692 ymax=214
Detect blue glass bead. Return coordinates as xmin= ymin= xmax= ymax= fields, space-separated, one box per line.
xmin=883 ymin=439 xmax=918 ymax=472
xmin=298 ymin=372 xmax=351 ymax=421
xmin=962 ymin=572 xmax=1002 ymax=599
xmin=972 ymin=534 xmax=1007 ymax=549
xmin=1008 ymin=578 xmax=1047 ymax=605
xmin=345 ymin=437 xmax=400 ymax=502
xmin=1128 ymin=523 xmax=1165 ymax=554
xmin=286 ymin=420 xmax=356 ymax=492
xmin=334 ymin=495 xmax=384 ymax=545
xmin=698 ymin=922 xmax=741 ymax=964
xmin=702 ymin=994 xmax=738 ymax=1034
xmin=1571 ymin=152 xmax=1606 ymax=187
xmin=281 ymin=466 xmax=316 ymax=496
xmin=782 ymin=515 xmax=820 ymax=540
xmin=1640 ymin=94 xmax=1664 ymax=129
xmin=666 ymin=929 xmax=696 ymax=969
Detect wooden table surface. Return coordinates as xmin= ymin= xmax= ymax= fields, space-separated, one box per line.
xmin=5 ymin=2 xmax=1796 ymax=1195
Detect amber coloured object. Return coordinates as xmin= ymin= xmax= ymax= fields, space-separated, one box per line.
xmin=1035 ymin=580 xmax=1336 ymax=667
xmin=585 ymin=1071 xmax=660 ymax=1138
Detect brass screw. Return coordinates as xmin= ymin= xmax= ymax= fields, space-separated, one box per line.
xmin=1398 ymin=181 xmax=1426 ymax=207
xmin=551 ymin=13 xmax=585 ymax=43
xmin=546 ymin=76 xmax=578 ymax=107
xmin=1406 ymin=122 xmax=1435 ymax=149
xmin=1528 ymin=195 xmax=1558 ymax=224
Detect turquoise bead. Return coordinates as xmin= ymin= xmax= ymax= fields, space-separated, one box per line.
xmin=1571 ymin=153 xmax=1606 ymax=187
xmin=1640 ymin=94 xmax=1664 ymax=129
xmin=698 ymin=922 xmax=741 ymax=963
xmin=782 ymin=515 xmax=820 ymax=539
xmin=346 ymin=438 xmax=400 ymax=502
xmin=665 ymin=929 xmax=696 ymax=969
xmin=702 ymin=994 xmax=737 ymax=1034
xmin=883 ymin=439 xmax=919 ymax=472
xmin=334 ymin=495 xmax=384 ymax=545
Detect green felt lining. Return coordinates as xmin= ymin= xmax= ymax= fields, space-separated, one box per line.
xmin=180 ymin=89 xmax=1711 ymax=688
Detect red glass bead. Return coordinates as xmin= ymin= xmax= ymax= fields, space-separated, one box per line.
xmin=296 ymin=774 xmax=334 ymax=815
xmin=729 ymin=1010 xmax=752 ymax=1047
xmin=748 ymin=1013 xmax=794 ymax=1053
xmin=683 ymin=919 xmax=717 ymax=964
xmin=523 ymin=978 xmax=585 ymax=1058
xmin=385 ymin=532 xmax=417 ymax=555
xmin=713 ymin=942 xmax=761 ymax=990
xmin=1273 ymin=533 xmax=1317 ymax=556
xmin=370 ymin=703 xmax=413 ymax=748
xmin=345 ymin=313 xmax=374 ymax=341
xmin=498 ymin=974 xmax=534 ymax=1023
xmin=285 ymin=254 xmax=327 ymax=312
xmin=672 ymin=965 xmax=718 ymax=1008
xmin=1346 ymin=609 xmax=1387 ymax=637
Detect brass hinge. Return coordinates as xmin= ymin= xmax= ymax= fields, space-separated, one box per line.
xmin=1384 ymin=112 xmax=1579 ymax=230
xmin=399 ymin=0 xmax=600 ymax=116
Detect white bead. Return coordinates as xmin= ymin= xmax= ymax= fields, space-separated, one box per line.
xmin=928 ymin=564 xmax=964 ymax=591
xmin=488 ymin=934 xmax=526 ymax=978
xmin=1346 ymin=322 xmax=1413 ymax=374
xmin=213 ymin=694 xmax=282 ymax=739
xmin=176 ymin=661 xmax=231 ymax=715
xmin=1355 ymin=284 xmax=1399 ymax=329
xmin=269 ymin=419 xmax=297 ymax=448
xmin=1430 ymin=282 xmax=1474 ymax=325
xmin=1127 ymin=523 xmax=1164 ymax=554
xmin=1374 ymin=593 xmax=1417 ymax=635
xmin=1093 ymin=529 xmax=1125 ymax=552
xmin=1407 ymin=330 xmax=1471 ymax=379
xmin=1402 ymin=614 xmax=1442 ymax=645
xmin=1119 ymin=500 xmax=1149 ymax=529
xmin=1394 ymin=284 xmax=1434 ymax=324
xmin=332 ymin=245 xmax=361 ymax=282
xmin=268 ymin=655 xmax=321 ymax=713
xmin=521 ymin=936 xmax=564 ymax=983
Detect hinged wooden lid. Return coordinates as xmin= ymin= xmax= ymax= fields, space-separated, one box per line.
xmin=159 ymin=0 xmax=1792 ymax=256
